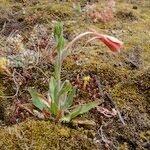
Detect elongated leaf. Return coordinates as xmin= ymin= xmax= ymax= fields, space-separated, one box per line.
xmin=58 ymin=81 xmax=72 ymax=97
xmin=62 ymin=100 xmax=100 ymax=122
xmin=63 ymin=87 xmax=76 ymax=110
xmin=53 ymin=61 xmax=59 ymax=81
xmin=54 ymin=22 xmax=63 ymax=41
xmin=49 ymin=76 xmax=57 ymax=101
xmin=49 ymin=76 xmax=59 ymax=109
xmin=57 ymin=36 xmax=65 ymax=52
xmin=50 ymin=102 xmax=58 ymax=116
xmin=29 ymin=88 xmax=49 ymax=111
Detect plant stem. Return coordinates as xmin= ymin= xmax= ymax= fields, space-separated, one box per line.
xmin=65 ymin=31 xmax=93 ymax=50
xmin=56 ymin=51 xmax=62 ymax=122
xmin=58 ymin=52 xmax=61 ymax=89
xmin=57 ymin=50 xmax=62 ymax=109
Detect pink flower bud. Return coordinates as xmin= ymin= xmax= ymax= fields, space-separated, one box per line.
xmin=99 ymin=34 xmax=123 ymax=53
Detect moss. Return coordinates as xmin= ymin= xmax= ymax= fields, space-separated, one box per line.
xmin=110 ymin=83 xmax=147 ymax=111
xmin=117 ymin=143 xmax=129 ymax=150
xmin=110 ymin=67 xmax=149 ymax=108
xmin=0 ymin=120 xmax=99 ymax=150
xmin=24 ymin=2 xmax=74 ymax=26
xmin=0 ymin=0 xmax=150 ymax=149
xmin=63 ymin=52 xmax=129 ymax=86
xmin=106 ymin=68 xmax=150 ymax=149
xmin=132 ymin=68 xmax=150 ymax=96
xmin=96 ymin=63 xmax=128 ymax=87
xmin=116 ymin=8 xmax=139 ymax=21
xmin=140 ymin=130 xmax=150 ymax=143
xmin=0 ymin=83 xmax=7 ymax=121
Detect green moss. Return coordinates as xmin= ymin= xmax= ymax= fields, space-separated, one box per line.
xmin=140 ymin=130 xmax=150 ymax=143
xmin=24 ymin=2 xmax=74 ymax=25
xmin=63 ymin=54 xmax=129 ymax=88
xmin=132 ymin=68 xmax=150 ymax=96
xmin=110 ymin=83 xmax=147 ymax=110
xmin=107 ymin=68 xmax=150 ymax=146
xmin=116 ymin=9 xmax=139 ymax=21
xmin=117 ymin=143 xmax=129 ymax=150
xmin=0 ymin=83 xmax=7 ymax=121
xmin=96 ymin=63 xmax=128 ymax=87
xmin=0 ymin=0 xmax=150 ymax=149
xmin=0 ymin=120 xmax=99 ymax=150
xmin=110 ymin=67 xmax=149 ymax=109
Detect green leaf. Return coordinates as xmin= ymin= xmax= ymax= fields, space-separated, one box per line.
xmin=63 ymin=87 xmax=76 ymax=110
xmin=54 ymin=21 xmax=63 ymax=41
xmin=62 ymin=100 xmax=100 ymax=122
xmin=29 ymin=88 xmax=49 ymax=111
xmin=58 ymin=81 xmax=72 ymax=97
xmin=53 ymin=60 xmax=59 ymax=80
xmin=50 ymin=102 xmax=58 ymax=116
xmin=57 ymin=36 xmax=65 ymax=51
xmin=49 ymin=76 xmax=57 ymax=101
xmin=53 ymin=21 xmax=65 ymax=52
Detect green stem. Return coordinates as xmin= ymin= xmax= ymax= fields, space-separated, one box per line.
xmin=58 ymin=51 xmax=62 ymax=89
xmin=57 ymin=50 xmax=62 ymax=109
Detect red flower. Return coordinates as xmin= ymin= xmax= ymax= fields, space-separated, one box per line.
xmin=66 ymin=29 xmax=123 ymax=53
xmin=98 ymin=34 xmax=123 ymax=53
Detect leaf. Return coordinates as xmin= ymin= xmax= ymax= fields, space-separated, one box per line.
xmin=62 ymin=100 xmax=100 ymax=122
xmin=54 ymin=22 xmax=63 ymax=41
xmin=57 ymin=36 xmax=65 ymax=52
xmin=58 ymin=81 xmax=72 ymax=97
xmin=49 ymin=76 xmax=59 ymax=111
xmin=50 ymin=102 xmax=58 ymax=116
xmin=53 ymin=21 xmax=65 ymax=52
xmin=49 ymin=76 xmax=57 ymax=101
xmin=53 ymin=61 xmax=59 ymax=80
xmin=29 ymin=88 xmax=49 ymax=111
xmin=63 ymin=87 xmax=76 ymax=110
